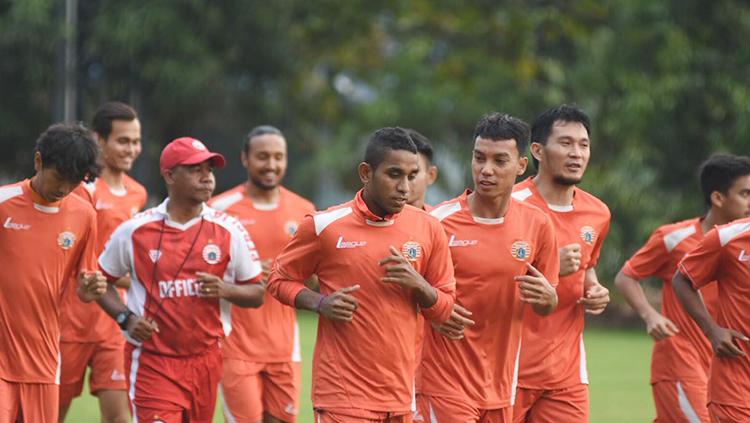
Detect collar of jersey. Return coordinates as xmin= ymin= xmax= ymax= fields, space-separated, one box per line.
xmin=155 ymin=198 xmax=211 ymax=230
xmin=353 ymin=189 xmax=400 ymax=224
xmin=24 ymin=179 xmax=62 ymax=213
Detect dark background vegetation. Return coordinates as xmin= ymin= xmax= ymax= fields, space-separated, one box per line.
xmin=3 ymin=0 xmax=749 ymax=315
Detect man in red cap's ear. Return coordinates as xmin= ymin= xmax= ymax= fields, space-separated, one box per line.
xmin=94 ymin=137 xmax=266 ymax=422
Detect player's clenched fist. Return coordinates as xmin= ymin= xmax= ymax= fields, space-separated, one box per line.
xmin=515 ymin=262 xmax=558 ymax=315
xmin=197 ymin=272 xmax=230 ymax=298
xmin=77 ymin=270 xmax=107 ymax=302
xmin=432 ymin=304 xmax=475 ymax=340
xmin=127 ymin=316 xmax=160 ymax=343
xmin=559 ymin=243 xmax=582 ymax=276
xmin=318 ymin=285 xmax=360 ymax=323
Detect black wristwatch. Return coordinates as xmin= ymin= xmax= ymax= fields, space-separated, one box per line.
xmin=115 ymin=310 xmax=135 ymax=330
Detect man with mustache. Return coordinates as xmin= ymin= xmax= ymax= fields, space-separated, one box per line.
xmin=210 ymin=126 xmax=315 ymax=423
xmin=512 ymin=105 xmax=611 ymax=423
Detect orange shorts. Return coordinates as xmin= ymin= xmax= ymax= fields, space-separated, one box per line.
xmin=708 ymin=403 xmax=750 ymax=422
xmin=59 ymin=340 xmax=127 ymax=408
xmin=0 ymin=378 xmax=58 ymax=422
xmin=314 ymin=408 xmax=412 ymax=423
xmin=220 ymin=358 xmax=301 ymax=422
xmin=125 ymin=342 xmax=222 ymax=423
xmin=415 ymin=394 xmax=511 ymax=422
xmin=652 ymin=380 xmax=709 ymax=422
xmin=513 ymin=385 xmax=588 ymax=423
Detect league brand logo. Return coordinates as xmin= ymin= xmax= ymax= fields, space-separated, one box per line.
xmin=401 ymin=241 xmax=422 ymax=262
xmin=448 ymin=234 xmax=478 ymax=247
xmin=580 ymin=225 xmax=597 ymax=245
xmin=284 ymin=220 xmax=299 ymax=237
xmin=510 ymin=240 xmax=531 ymax=261
xmin=739 ymin=250 xmax=750 ymax=262
xmin=148 ymin=249 xmax=162 ymax=263
xmin=202 ymin=243 xmax=222 ymax=265
xmin=57 ymin=231 xmax=76 ymax=250
xmin=336 ymin=236 xmax=367 ymax=249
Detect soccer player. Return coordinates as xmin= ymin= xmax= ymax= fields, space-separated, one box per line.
xmin=267 ymin=127 xmax=456 ymax=423
xmin=511 ymin=105 xmax=611 ymax=423
xmin=615 ymin=154 xmax=750 ymax=422
xmin=416 ymin=112 xmax=559 ymax=422
xmin=59 ymin=102 xmax=147 ymax=422
xmin=406 ymin=128 xmax=439 ymax=212
xmin=94 ymin=137 xmax=265 ymax=422
xmin=210 ymin=125 xmax=315 ymax=423
xmin=0 ymin=123 xmax=107 ymax=422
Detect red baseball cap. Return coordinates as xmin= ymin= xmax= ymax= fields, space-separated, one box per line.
xmin=159 ymin=137 xmax=226 ymax=172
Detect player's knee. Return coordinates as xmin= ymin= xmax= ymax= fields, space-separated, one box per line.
xmin=101 ymin=413 xmax=130 ymax=423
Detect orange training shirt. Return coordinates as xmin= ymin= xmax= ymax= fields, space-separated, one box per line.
xmin=417 ymin=190 xmax=559 ymax=409
xmin=61 ymin=175 xmax=147 ymax=343
xmin=679 ymin=217 xmax=750 ymax=409
xmin=267 ymin=190 xmax=455 ymax=413
xmin=511 ymin=177 xmax=611 ymax=389
xmin=622 ymin=217 xmax=717 ymax=383
xmin=210 ymin=184 xmax=315 ymax=363
xmin=0 ymin=180 xmax=97 ymax=383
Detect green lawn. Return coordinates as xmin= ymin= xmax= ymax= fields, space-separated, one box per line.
xmin=67 ymin=314 xmax=654 ymax=422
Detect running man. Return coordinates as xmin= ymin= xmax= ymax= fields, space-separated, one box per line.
xmin=0 ymin=123 xmax=107 ymax=422
xmin=615 ymin=154 xmax=750 ymax=422
xmin=416 ymin=112 xmax=559 ymax=422
xmin=210 ymin=125 xmax=316 ymax=423
xmin=95 ymin=137 xmax=265 ymax=422
xmin=59 ymin=101 xmax=147 ymax=422
xmin=267 ymin=127 xmax=456 ymax=422
xmin=511 ymin=105 xmax=611 ymax=423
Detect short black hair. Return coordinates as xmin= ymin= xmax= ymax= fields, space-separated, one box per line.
xmin=405 ymin=129 xmax=434 ymax=164
xmin=243 ymin=125 xmax=284 ymax=153
xmin=473 ymin=112 xmax=530 ymax=155
xmin=364 ymin=127 xmax=417 ymax=170
xmin=91 ymin=101 xmax=138 ymax=139
xmin=35 ymin=123 xmax=102 ymax=183
xmin=530 ymin=105 xmax=591 ymax=169
xmin=699 ymin=154 xmax=750 ymax=207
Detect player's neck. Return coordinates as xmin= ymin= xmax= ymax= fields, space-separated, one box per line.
xmin=467 ymin=190 xmax=510 ymax=219
xmin=702 ymin=209 xmax=729 ymax=233
xmin=245 ymin=181 xmax=280 ymax=205
xmin=532 ymin=173 xmax=575 ymax=206
xmin=166 ymin=197 xmax=203 ymax=224
xmin=100 ymin=166 xmax=126 ymax=191
xmin=408 ymin=197 xmax=425 ymax=210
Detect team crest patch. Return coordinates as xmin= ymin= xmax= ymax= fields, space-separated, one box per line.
xmin=580 ymin=225 xmax=597 ymax=245
xmin=401 ymin=241 xmax=422 ymax=262
xmin=57 ymin=231 xmax=75 ymax=250
xmin=284 ymin=220 xmax=299 ymax=237
xmin=202 ymin=243 xmax=222 ymax=264
xmin=510 ymin=240 xmax=531 ymax=261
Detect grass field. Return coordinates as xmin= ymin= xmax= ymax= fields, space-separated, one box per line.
xmin=67 ymin=312 xmax=654 ymax=422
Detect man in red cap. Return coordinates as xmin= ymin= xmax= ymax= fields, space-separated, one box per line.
xmin=94 ymin=137 xmax=266 ymax=422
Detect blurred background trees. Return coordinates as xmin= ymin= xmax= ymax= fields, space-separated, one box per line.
xmin=2 ymin=0 xmax=750 ymax=311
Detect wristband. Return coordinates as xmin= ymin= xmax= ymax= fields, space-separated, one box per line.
xmin=314 ymin=295 xmax=326 ymax=313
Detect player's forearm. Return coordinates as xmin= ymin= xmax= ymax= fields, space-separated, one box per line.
xmin=531 ymin=293 xmax=558 ymax=316
xmin=614 ymin=271 xmax=660 ymax=320
xmin=673 ymin=271 xmax=717 ymax=336
xmin=224 ymin=283 xmax=265 ymax=308
xmin=420 ymin=284 xmax=455 ymax=323
xmin=96 ymin=284 xmax=129 ymax=318
xmin=114 ymin=275 xmax=131 ymax=289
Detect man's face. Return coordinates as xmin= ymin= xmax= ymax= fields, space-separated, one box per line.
xmin=717 ymin=174 xmax=750 ymax=221
xmin=533 ymin=120 xmax=590 ymax=185
xmin=99 ymin=119 xmax=142 ymax=173
xmin=471 ymin=137 xmax=527 ymax=199
xmin=32 ymin=153 xmax=79 ymax=202
xmin=361 ymin=149 xmax=419 ymax=216
xmin=166 ymin=161 xmax=216 ymax=204
xmin=407 ymin=153 xmax=437 ymax=206
xmin=241 ymin=134 xmax=287 ymax=191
